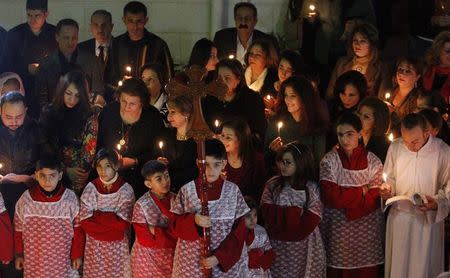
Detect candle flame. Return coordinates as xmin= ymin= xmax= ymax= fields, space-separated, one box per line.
xmin=277 ymin=121 xmax=283 ymax=130
xmin=385 ymin=92 xmax=391 ymax=100
xmin=309 ymin=4 xmax=316 ymax=11
xmin=382 ymin=173 xmax=387 ymax=182
xmin=118 ymin=80 xmax=123 ymax=87
xmin=116 ymin=144 xmax=121 ymax=151
xmin=388 ymin=133 xmax=394 ymax=142
xmin=0 ymin=163 xmax=3 ymax=169
xmin=158 ymin=141 xmax=164 ymax=149
xmin=228 ymin=54 xmax=235 ymax=59
xmin=125 ymin=66 xmax=132 ymax=73
xmin=214 ymin=119 xmax=220 ymax=128
xmin=266 ymin=95 xmax=271 ymax=100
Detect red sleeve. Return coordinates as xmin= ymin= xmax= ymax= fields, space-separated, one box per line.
xmin=346 ymin=187 xmax=381 ymax=220
xmin=213 ymin=217 xmax=249 ymax=272
xmin=170 ymin=213 xmax=201 ymax=241
xmin=80 ymin=211 xmax=130 ymax=241
xmin=320 ymin=180 xmax=364 ymax=209
xmin=14 ymin=231 xmax=23 ymax=256
xmin=0 ymin=212 xmax=13 ymax=262
xmin=132 ymin=223 xmax=177 ymax=249
xmin=261 ymin=203 xmax=320 ymax=241
xmin=70 ymin=226 xmax=85 ymax=260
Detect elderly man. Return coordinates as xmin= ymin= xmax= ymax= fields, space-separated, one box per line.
xmin=35 ymin=18 xmax=104 ymax=114
xmin=111 ymin=1 xmax=174 ymax=84
xmin=0 ymin=0 xmax=57 ymax=117
xmin=382 ymin=113 xmax=450 ymax=278
xmin=213 ymin=2 xmax=279 ymax=64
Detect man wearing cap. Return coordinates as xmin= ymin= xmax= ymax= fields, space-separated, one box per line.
xmin=0 ymin=0 xmax=57 ymax=117
xmin=213 ymin=2 xmax=279 ymax=64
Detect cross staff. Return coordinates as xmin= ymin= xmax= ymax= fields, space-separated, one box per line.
xmin=166 ymin=65 xmax=227 ymax=278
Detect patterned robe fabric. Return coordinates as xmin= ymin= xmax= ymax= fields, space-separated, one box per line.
xmin=171 ymin=180 xmax=250 ymax=277
xmin=320 ymin=150 xmax=384 ymax=269
xmin=14 ymin=189 xmax=80 ymax=278
xmin=79 ymin=181 xmax=135 ymax=278
xmin=247 ymin=224 xmax=273 ymax=278
xmin=262 ymin=181 xmax=326 ymax=278
xmin=131 ymin=192 xmax=176 ymax=278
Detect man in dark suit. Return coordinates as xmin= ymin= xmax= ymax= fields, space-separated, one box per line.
xmin=111 ymin=1 xmax=174 ymax=84
xmin=78 ymin=10 xmax=114 ymax=103
xmin=34 ymin=19 xmax=104 ymax=117
xmin=213 ymin=2 xmax=279 ymax=64
xmin=0 ymin=0 xmax=57 ymax=118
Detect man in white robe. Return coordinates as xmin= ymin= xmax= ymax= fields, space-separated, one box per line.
xmin=381 ymin=113 xmax=450 ymax=278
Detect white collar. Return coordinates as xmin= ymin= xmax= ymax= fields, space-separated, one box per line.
xmin=245 ymin=67 xmax=268 ymax=93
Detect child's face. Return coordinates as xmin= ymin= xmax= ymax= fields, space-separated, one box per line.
xmin=204 ymin=155 xmax=226 ymax=183
xmin=96 ymin=158 xmax=117 ymax=182
xmin=244 ymin=209 xmax=257 ymax=229
xmin=144 ymin=170 xmax=171 ymax=197
xmin=277 ymin=152 xmax=296 ymax=178
xmin=35 ymin=168 xmax=62 ymax=192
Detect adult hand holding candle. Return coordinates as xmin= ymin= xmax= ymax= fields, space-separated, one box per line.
xmin=380 ymin=172 xmax=392 ymax=200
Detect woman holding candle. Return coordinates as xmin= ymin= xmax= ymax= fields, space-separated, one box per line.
xmin=140 ymin=63 xmax=169 ymax=124
xmin=265 ymin=76 xmax=328 ymax=175
xmin=326 ymin=21 xmax=386 ymax=99
xmin=40 ymin=70 xmax=99 ymax=194
xmin=386 ymin=57 xmax=423 ymax=138
xmin=320 ymin=112 xmax=384 ymax=278
xmin=357 ymin=97 xmax=391 ymax=162
xmin=219 ymin=117 xmax=266 ymax=201
xmin=97 ymin=78 xmax=166 ymax=198
xmin=202 ymin=59 xmax=267 ymax=148
xmin=157 ymin=95 xmax=198 ymax=193
xmin=244 ymin=39 xmax=279 ymax=96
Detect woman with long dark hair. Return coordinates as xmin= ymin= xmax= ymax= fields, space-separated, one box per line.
xmin=40 ymin=70 xmax=98 ymax=194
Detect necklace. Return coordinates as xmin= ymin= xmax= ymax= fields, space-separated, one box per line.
xmin=119 ymin=121 xmax=129 ymax=146
xmin=176 ymin=133 xmax=189 ymax=141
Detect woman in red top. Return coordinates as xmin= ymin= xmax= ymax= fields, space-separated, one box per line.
xmin=219 ymin=117 xmax=266 ymax=201
xmin=320 ymin=113 xmax=384 ymax=278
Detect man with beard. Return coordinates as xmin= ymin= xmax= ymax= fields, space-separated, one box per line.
xmin=213 ymin=2 xmax=279 ymax=65
xmin=0 ymin=92 xmax=46 ymax=277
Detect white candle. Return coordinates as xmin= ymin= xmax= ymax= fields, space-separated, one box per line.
xmin=277 ymin=121 xmax=283 ymax=137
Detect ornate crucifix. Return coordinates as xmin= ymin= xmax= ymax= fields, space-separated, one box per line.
xmin=166 ymin=65 xmax=227 ymax=278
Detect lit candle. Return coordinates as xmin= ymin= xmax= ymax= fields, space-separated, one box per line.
xmin=228 ymin=54 xmax=235 ymax=59
xmin=308 ymin=4 xmax=317 ymax=17
xmin=277 ymin=121 xmax=283 ymax=137
xmin=0 ymin=163 xmax=3 ymax=169
xmin=385 ymin=91 xmax=391 ymax=101
xmin=388 ymin=133 xmax=394 ymax=142
xmin=125 ymin=66 xmax=132 ymax=79
xmin=116 ymin=143 xmax=121 ymax=151
xmin=214 ymin=119 xmax=220 ymax=134
xmin=158 ymin=141 xmax=165 ymax=156
xmin=383 ymin=173 xmax=387 ymax=183
xmin=265 ymin=95 xmax=271 ymax=101
xmin=118 ymin=80 xmax=123 ymax=87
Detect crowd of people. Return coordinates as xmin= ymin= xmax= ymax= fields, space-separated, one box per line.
xmin=0 ymin=0 xmax=449 ymax=277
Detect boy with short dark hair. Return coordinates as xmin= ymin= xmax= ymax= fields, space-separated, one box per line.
xmin=170 ymin=139 xmax=250 ymax=277
xmin=14 ymin=158 xmax=84 ymax=277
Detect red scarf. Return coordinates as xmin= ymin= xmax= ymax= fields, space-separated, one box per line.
xmin=423 ymin=65 xmax=450 ymax=103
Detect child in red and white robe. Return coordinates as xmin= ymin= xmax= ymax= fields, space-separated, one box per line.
xmin=0 ymin=192 xmax=13 ymax=265
xmin=170 ymin=139 xmax=251 ymax=277
xmin=320 ymin=113 xmax=383 ymax=278
xmin=79 ymin=149 xmax=135 ymax=278
xmin=131 ymin=160 xmax=177 ymax=278
xmin=14 ymin=158 xmax=84 ymax=278
xmin=261 ymin=142 xmax=326 ymax=278
xmin=244 ymin=197 xmax=275 ymax=278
